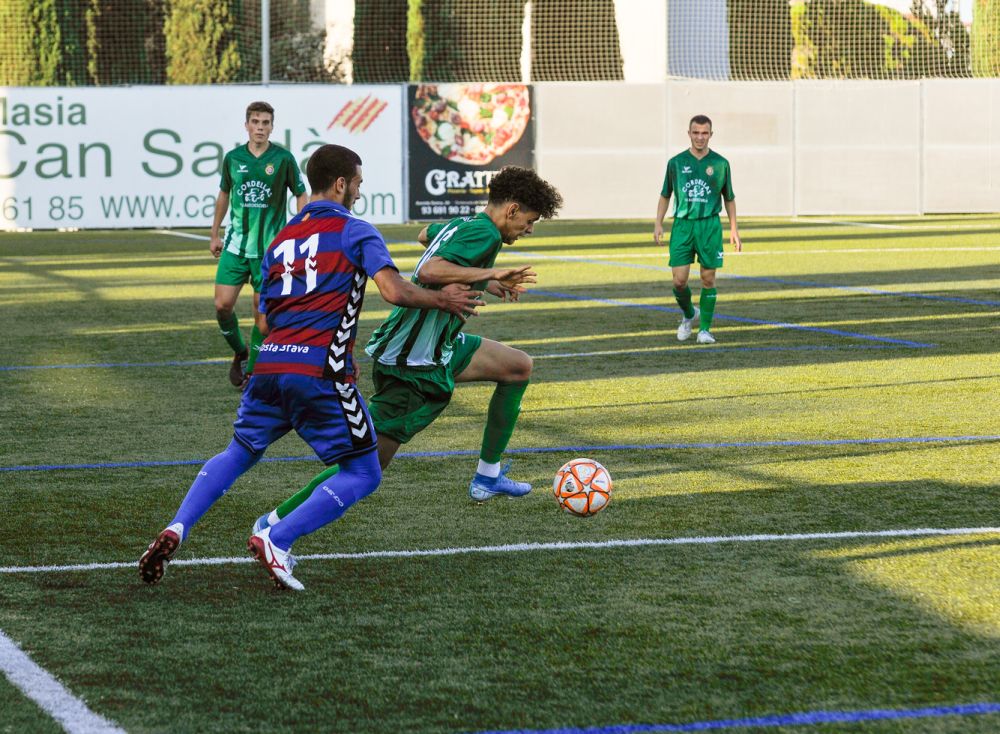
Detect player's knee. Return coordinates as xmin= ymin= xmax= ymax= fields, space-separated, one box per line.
xmin=672 ymin=276 xmax=688 ymax=289
xmin=701 ymin=273 xmax=716 ymax=288
xmin=215 ymin=300 xmax=234 ymax=318
xmin=509 ymin=350 xmax=532 ymax=382
xmin=348 ymin=451 xmax=382 ymax=500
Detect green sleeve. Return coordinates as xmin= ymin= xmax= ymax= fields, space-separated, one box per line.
xmin=426 ymin=222 xmax=446 ymax=241
xmin=722 ymin=162 xmax=735 ymax=202
xmin=219 ymin=152 xmax=232 ymax=193
xmin=435 ymin=220 xmax=499 ymax=268
xmin=660 ymin=160 xmax=673 ymax=200
xmin=288 ymin=153 xmax=306 ymax=196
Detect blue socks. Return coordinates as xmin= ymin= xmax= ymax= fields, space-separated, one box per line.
xmin=171 ymin=439 xmax=262 ymax=539
xmin=269 ymin=450 xmax=381 ymax=551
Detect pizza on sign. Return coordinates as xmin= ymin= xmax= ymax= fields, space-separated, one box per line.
xmin=411 ymin=83 xmax=530 ymax=165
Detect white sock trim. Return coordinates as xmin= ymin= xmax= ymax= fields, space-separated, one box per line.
xmin=267 ymin=510 xmax=281 ymax=526
xmin=477 ymin=460 xmax=501 ymax=478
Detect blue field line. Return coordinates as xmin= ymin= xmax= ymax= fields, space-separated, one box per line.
xmin=531 ymin=289 xmax=935 ymax=348
xmin=514 ymin=250 xmax=1000 ymax=307
xmin=3 ymin=435 xmax=997 ymax=474
xmin=0 ymin=358 xmax=227 ymax=372
xmin=471 ymin=701 xmax=1000 ymax=734
xmin=723 ymin=273 xmax=1000 ymax=307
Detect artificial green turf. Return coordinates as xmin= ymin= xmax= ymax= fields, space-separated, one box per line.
xmin=1 ymin=216 xmax=998 ymax=733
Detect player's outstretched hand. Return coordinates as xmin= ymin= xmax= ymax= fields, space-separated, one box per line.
xmin=486 ymin=280 xmax=524 ymax=302
xmin=493 ymin=265 xmax=537 ymax=290
xmin=439 ymin=283 xmax=485 ymax=322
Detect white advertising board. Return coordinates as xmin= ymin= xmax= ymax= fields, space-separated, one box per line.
xmin=0 ymin=84 xmax=404 ymax=230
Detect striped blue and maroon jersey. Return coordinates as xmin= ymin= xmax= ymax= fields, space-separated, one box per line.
xmin=255 ymin=200 xmax=396 ymax=383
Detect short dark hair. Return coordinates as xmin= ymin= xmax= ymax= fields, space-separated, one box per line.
xmin=487 ymin=166 xmax=563 ymax=220
xmin=689 ymin=114 xmax=712 ymax=129
xmin=246 ymin=101 xmax=274 ymax=122
xmin=306 ymin=144 xmax=362 ymax=193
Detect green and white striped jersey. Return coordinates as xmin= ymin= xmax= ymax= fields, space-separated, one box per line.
xmin=366 ymin=213 xmax=501 ymax=367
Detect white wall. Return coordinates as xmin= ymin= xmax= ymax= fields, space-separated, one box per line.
xmin=535 ymin=79 xmax=1000 ymax=217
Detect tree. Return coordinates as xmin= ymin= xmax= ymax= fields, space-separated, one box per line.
xmin=728 ymin=0 xmax=793 ymax=80
xmin=532 ymin=0 xmax=622 ymax=81
xmin=354 ymin=0 xmax=408 ymax=82
xmin=164 ymin=0 xmax=241 ymax=84
xmin=87 ymin=0 xmax=167 ymax=85
xmin=971 ymin=0 xmax=1000 ymax=76
xmin=408 ymin=0 xmax=523 ymax=82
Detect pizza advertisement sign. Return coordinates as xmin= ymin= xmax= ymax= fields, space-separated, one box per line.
xmin=407 ymin=83 xmax=535 ymax=221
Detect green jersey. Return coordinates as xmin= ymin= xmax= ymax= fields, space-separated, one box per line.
xmin=219 ymin=143 xmax=306 ymax=258
xmin=366 ymin=213 xmax=501 ymax=368
xmin=661 ymin=149 xmax=734 ymax=220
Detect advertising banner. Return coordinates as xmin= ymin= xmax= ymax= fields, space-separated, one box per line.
xmin=407 ymin=83 xmax=535 ymax=220
xmin=0 ymin=85 xmax=404 ymax=230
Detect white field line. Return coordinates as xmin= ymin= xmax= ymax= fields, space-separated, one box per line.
xmin=505 ymin=247 xmax=1000 ymax=260
xmin=154 ymin=229 xmax=209 ymax=241
xmin=0 ymin=630 xmax=126 ymax=734
xmin=3 ymin=527 xmax=998 ymax=576
xmin=791 ymin=219 xmax=1000 ymax=231
xmin=793 ymin=219 xmax=905 ymax=230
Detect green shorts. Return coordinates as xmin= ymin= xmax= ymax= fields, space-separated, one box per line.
xmin=669 ymin=216 xmax=724 ymax=270
xmin=368 ymin=333 xmax=482 ymax=444
xmin=215 ymin=249 xmax=263 ymax=293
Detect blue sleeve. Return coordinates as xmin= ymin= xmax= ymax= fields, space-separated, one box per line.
xmin=347 ymin=219 xmax=397 ymax=278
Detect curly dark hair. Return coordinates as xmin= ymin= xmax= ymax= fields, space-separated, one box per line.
xmin=487 ymin=166 xmax=563 ymax=219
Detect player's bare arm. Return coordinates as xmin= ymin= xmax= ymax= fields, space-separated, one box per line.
xmin=417 ymin=258 xmax=536 ymax=288
xmin=725 ymin=198 xmax=742 ymax=252
xmin=210 ymin=190 xmax=229 ymax=258
xmin=654 ymin=194 xmax=670 ymax=246
xmin=416 ymin=226 xmax=431 ymax=248
xmin=372 ymin=267 xmax=484 ymax=321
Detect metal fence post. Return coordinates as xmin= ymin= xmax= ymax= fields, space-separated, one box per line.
xmin=261 ymin=0 xmax=271 ymax=84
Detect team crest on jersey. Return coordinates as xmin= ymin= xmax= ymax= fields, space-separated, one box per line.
xmin=682 ymin=166 xmax=692 ymax=174
xmin=265 ymin=163 xmax=275 ymax=176
xmin=706 ymin=166 xmax=714 ymax=176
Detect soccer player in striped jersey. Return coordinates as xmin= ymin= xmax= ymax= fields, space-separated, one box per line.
xmin=251 ymin=166 xmax=562 ymax=533
xmin=211 ymin=101 xmax=307 ymax=389
xmin=139 ymin=144 xmax=483 ymax=591
xmin=654 ymin=114 xmax=742 ymax=344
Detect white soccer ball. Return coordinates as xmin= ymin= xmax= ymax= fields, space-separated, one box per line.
xmin=552 ymin=458 xmax=612 ymax=517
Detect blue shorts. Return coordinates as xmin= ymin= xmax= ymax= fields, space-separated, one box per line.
xmin=233 ymin=374 xmax=377 ymax=465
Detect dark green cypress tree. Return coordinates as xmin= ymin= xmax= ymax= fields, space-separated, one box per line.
xmin=972 ymin=0 xmax=1000 ymax=76
xmin=728 ymin=0 xmax=792 ymax=80
xmin=164 ymin=0 xmax=241 ymax=84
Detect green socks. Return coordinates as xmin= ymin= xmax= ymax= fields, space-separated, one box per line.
xmin=699 ymin=288 xmax=717 ymax=332
xmin=673 ymin=286 xmax=695 ymax=319
xmin=480 ymin=380 xmax=529 ymax=463
xmin=275 ymin=464 xmax=340 ymax=520
xmin=246 ymin=325 xmax=264 ymax=375
xmin=217 ymin=312 xmax=246 ymax=354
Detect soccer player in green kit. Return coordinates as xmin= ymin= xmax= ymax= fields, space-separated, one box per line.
xmin=251 ymin=166 xmax=562 ymax=535
xmin=654 ymin=114 xmax=742 ymax=344
xmin=211 ymin=101 xmax=308 ymax=388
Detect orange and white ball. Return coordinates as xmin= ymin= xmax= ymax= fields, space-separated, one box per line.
xmin=552 ymin=458 xmax=612 ymax=517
